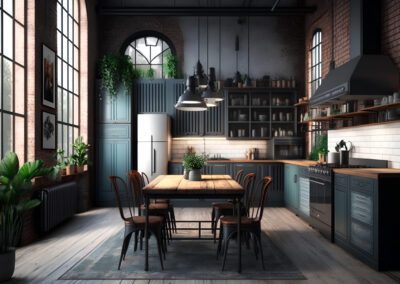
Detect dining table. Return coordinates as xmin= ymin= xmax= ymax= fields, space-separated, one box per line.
xmin=143 ymin=174 xmax=244 ymax=272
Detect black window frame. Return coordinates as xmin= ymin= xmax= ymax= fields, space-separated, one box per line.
xmin=310 ymin=29 xmax=322 ymax=96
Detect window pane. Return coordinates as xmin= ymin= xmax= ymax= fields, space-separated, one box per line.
xmin=74 ymin=70 xmax=79 ymax=94
xmin=15 ymin=64 xmax=25 ymax=114
xmin=0 ymin=13 xmax=2 ymax=54
xmin=4 ymin=0 xmax=13 ymax=16
xmin=62 ymin=90 xmax=68 ymax=122
xmin=74 ymin=22 xmax=79 ymax=46
xmin=2 ymin=114 xmax=13 ymax=155
xmin=63 ymin=35 xmax=68 ymax=61
xmin=74 ymin=46 xmax=79 ymax=69
xmin=15 ymin=23 xmax=25 ymax=65
xmin=15 ymin=0 xmax=25 ymax=24
xmin=57 ymin=124 xmax=62 ymax=149
xmin=63 ymin=125 xmax=68 ymax=155
xmin=69 ymin=92 xmax=73 ymax=124
xmin=3 ymin=58 xmax=13 ymax=111
xmin=68 ymin=15 xmax=73 ymax=40
xmin=57 ymin=31 xmax=62 ymax=56
xmin=57 ymin=88 xmax=62 ymax=118
xmin=4 ymin=14 xmax=14 ymax=59
xmin=68 ymin=66 xmax=73 ymax=91
xmin=57 ymin=3 xmax=62 ymax=30
xmin=74 ymin=0 xmax=79 ymax=19
xmin=152 ymin=65 xmax=162 ymax=78
xmin=74 ymin=95 xmax=79 ymax=125
xmin=68 ymin=41 xmax=73 ymax=65
xmin=63 ymin=61 xmax=68 ymax=88
xmin=68 ymin=126 xmax=73 ymax=155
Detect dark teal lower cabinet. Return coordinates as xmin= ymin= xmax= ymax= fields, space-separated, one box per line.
xmin=260 ymin=163 xmax=284 ymax=206
xmin=205 ymin=163 xmax=231 ymax=175
xmin=168 ymin=163 xmax=183 ymax=174
xmin=284 ymin=164 xmax=299 ymax=213
xmin=334 ymin=174 xmax=400 ymax=271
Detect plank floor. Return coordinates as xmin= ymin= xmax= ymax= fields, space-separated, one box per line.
xmin=11 ymin=207 xmax=396 ymax=284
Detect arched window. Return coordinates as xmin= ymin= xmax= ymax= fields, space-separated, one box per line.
xmin=0 ymin=0 xmax=26 ymax=160
xmin=310 ymin=30 xmax=322 ymax=95
xmin=57 ymin=0 xmax=80 ymax=157
xmin=124 ymin=34 xmax=173 ymax=79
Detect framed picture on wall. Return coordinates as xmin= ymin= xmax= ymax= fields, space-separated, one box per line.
xmin=42 ymin=44 xmax=56 ymax=108
xmin=42 ymin=111 xmax=56 ymax=150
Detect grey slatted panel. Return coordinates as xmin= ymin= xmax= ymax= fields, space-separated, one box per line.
xmin=136 ymin=79 xmax=167 ymax=113
xmin=204 ymin=98 xmax=225 ymax=136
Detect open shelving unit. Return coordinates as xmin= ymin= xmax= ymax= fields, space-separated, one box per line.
xmin=225 ymin=88 xmax=298 ymax=139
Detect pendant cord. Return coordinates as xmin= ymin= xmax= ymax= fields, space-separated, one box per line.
xmin=219 ymin=0 xmax=222 ymax=79
xmin=247 ymin=16 xmax=250 ymax=76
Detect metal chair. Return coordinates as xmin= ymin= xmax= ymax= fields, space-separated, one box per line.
xmin=217 ymin=176 xmax=273 ymax=271
xmin=141 ymin=172 xmax=177 ymax=233
xmin=128 ymin=170 xmax=173 ymax=241
xmin=211 ymin=171 xmax=255 ymax=242
xmin=109 ymin=176 xmax=166 ymax=270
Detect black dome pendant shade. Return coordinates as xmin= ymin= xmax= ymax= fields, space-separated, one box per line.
xmin=175 ymin=76 xmax=207 ymax=111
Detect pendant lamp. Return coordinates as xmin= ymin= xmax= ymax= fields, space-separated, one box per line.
xmin=195 ymin=16 xmax=208 ymax=88
xmin=175 ymin=76 xmax=207 ymax=111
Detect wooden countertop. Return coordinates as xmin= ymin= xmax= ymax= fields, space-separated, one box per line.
xmin=333 ymin=168 xmax=400 ymax=179
xmin=169 ymin=159 xmax=317 ymax=167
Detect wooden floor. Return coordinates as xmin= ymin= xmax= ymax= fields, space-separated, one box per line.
xmin=11 ymin=207 xmax=396 ymax=284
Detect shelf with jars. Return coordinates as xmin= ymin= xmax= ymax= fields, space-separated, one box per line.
xmin=225 ymin=87 xmax=298 ymax=139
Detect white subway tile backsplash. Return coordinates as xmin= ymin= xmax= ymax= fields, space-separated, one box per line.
xmin=171 ymin=138 xmax=269 ymax=160
xmin=328 ymin=121 xmax=400 ymax=168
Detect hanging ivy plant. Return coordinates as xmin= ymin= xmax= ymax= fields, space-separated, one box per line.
xmin=164 ymin=52 xmax=178 ymax=79
xmin=98 ymin=54 xmax=140 ymax=97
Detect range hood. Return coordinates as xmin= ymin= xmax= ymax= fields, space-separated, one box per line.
xmin=310 ymin=0 xmax=400 ymax=107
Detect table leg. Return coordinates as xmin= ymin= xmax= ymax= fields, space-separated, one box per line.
xmin=145 ymin=195 xmax=149 ymax=271
xmin=237 ymin=196 xmax=242 ymax=273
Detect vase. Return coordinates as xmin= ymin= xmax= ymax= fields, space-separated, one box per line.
xmin=340 ymin=150 xmax=350 ymax=166
xmin=66 ymin=165 xmax=76 ymax=175
xmin=76 ymin=165 xmax=85 ymax=173
xmin=318 ymin=153 xmax=327 ymax=163
xmin=183 ymin=169 xmax=189 ymax=179
xmin=188 ymin=169 xmax=202 ymax=181
xmin=0 ymin=250 xmax=15 ymax=282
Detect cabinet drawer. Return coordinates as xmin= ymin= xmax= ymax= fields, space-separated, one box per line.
xmin=351 ymin=191 xmax=373 ymax=225
xmin=350 ymin=176 xmax=374 ymax=193
xmin=351 ymin=221 xmax=373 ymax=255
xmin=335 ymin=174 xmax=348 ymax=187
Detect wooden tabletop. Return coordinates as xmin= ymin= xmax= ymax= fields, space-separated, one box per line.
xmin=143 ymin=174 xmax=244 ymax=196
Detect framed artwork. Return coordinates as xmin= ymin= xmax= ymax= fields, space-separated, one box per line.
xmin=42 ymin=111 xmax=56 ymax=150
xmin=42 ymin=44 xmax=56 ymax=108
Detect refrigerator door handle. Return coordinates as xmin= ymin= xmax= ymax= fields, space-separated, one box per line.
xmin=153 ymin=148 xmax=157 ymax=173
xmin=150 ymin=135 xmax=154 ymax=175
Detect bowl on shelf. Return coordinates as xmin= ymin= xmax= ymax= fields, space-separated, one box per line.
xmin=238 ymin=114 xmax=248 ymax=121
xmin=259 ymin=114 xmax=268 ymax=121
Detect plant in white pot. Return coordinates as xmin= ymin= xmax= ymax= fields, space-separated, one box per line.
xmin=182 ymin=153 xmax=207 ymax=181
xmin=0 ymin=152 xmax=53 ymax=281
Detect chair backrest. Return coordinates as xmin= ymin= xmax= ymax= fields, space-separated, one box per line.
xmin=127 ymin=170 xmax=144 ymax=209
xmin=109 ymin=176 xmax=135 ymax=222
xmin=234 ymin=169 xmax=245 ymax=185
xmin=246 ymin=176 xmax=273 ymax=222
xmin=241 ymin=172 xmax=256 ymax=210
xmin=141 ymin=172 xmax=150 ymax=186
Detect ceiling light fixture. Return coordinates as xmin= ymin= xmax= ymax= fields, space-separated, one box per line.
xmin=175 ymin=76 xmax=207 ymax=111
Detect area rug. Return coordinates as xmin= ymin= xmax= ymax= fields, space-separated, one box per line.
xmin=60 ymin=230 xmax=305 ymax=280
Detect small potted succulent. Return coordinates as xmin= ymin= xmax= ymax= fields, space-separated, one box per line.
xmin=55 ymin=148 xmax=67 ymax=177
xmin=182 ymin=153 xmax=207 ymax=181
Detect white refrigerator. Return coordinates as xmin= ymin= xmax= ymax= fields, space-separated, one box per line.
xmin=137 ymin=114 xmax=171 ymax=181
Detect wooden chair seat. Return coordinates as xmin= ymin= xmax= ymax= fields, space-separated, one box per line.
xmin=155 ymin=199 xmax=170 ymax=204
xmin=140 ymin=203 xmax=169 ymax=211
xmin=212 ymin=202 xmax=234 ymax=209
xmin=125 ymin=215 xmax=164 ymax=225
xmin=220 ymin=216 xmax=257 ymax=226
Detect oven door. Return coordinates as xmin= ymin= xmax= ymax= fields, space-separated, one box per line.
xmin=310 ymin=178 xmax=332 ymax=226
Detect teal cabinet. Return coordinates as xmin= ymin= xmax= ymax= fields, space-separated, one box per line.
xmin=260 ymin=163 xmax=284 ymax=206
xmin=298 ymin=166 xmax=310 ymax=217
xmin=168 ymin=163 xmax=183 ymax=174
xmin=205 ymin=163 xmax=231 ymax=175
xmin=284 ymin=164 xmax=299 ymax=212
xmin=232 ymin=163 xmax=259 ymax=180
xmin=334 ymin=173 xmax=400 ymax=270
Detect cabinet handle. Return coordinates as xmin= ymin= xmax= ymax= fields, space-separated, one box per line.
xmin=294 ymin=174 xmax=298 ymax=183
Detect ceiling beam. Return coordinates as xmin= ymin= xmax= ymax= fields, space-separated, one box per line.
xmin=98 ymin=6 xmax=316 ymax=16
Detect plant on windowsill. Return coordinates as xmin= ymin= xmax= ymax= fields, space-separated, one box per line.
xmin=0 ymin=152 xmax=53 ymax=281
xmin=70 ymin=136 xmax=90 ymax=174
xmin=183 ymin=153 xmax=207 ymax=181
xmin=54 ymin=148 xmax=67 ymax=177
xmin=146 ymin=68 xmax=155 ymax=79
xmin=98 ymin=54 xmax=140 ymax=97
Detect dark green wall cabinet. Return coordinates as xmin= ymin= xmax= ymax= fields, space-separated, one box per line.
xmin=135 ymin=79 xmax=225 ymax=137
xmin=334 ymin=173 xmax=400 ymax=271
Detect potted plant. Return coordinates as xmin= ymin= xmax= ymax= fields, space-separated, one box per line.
xmin=183 ymin=153 xmax=207 ymax=181
xmin=0 ymin=152 xmax=53 ymax=281
xmin=66 ymin=157 xmax=76 ymax=175
xmin=317 ymin=134 xmax=328 ymax=163
xmin=98 ymin=54 xmax=140 ymax=97
xmin=55 ymin=148 xmax=67 ymax=177
xmin=70 ymin=136 xmax=89 ymax=173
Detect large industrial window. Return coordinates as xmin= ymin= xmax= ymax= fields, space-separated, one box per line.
xmin=0 ymin=0 xmax=26 ymax=160
xmin=57 ymin=0 xmax=80 ymax=157
xmin=310 ymin=30 xmax=322 ymax=95
xmin=125 ymin=36 xmax=172 ymax=79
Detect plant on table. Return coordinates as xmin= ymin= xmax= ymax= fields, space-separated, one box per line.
xmin=183 ymin=153 xmax=208 ymax=181
xmin=0 ymin=152 xmax=53 ymax=281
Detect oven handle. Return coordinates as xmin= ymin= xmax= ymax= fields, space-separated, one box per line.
xmin=310 ymin=179 xmax=325 ymax=186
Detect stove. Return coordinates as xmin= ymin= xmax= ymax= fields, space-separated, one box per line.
xmin=308 ymin=163 xmax=368 ymax=242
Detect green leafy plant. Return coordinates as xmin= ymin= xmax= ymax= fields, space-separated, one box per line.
xmin=309 ymin=134 xmax=328 ymax=160
xmin=55 ymin=148 xmax=67 ymax=170
xmin=183 ymin=153 xmax=207 ymax=170
xmin=146 ymin=68 xmax=155 ymax=79
xmin=70 ymin=136 xmax=89 ymax=167
xmin=0 ymin=152 xmax=53 ymax=253
xmin=98 ymin=54 xmax=139 ymax=97
xmin=164 ymin=52 xmax=178 ymax=78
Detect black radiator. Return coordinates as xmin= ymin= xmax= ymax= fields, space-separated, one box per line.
xmin=40 ymin=181 xmax=77 ymax=232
